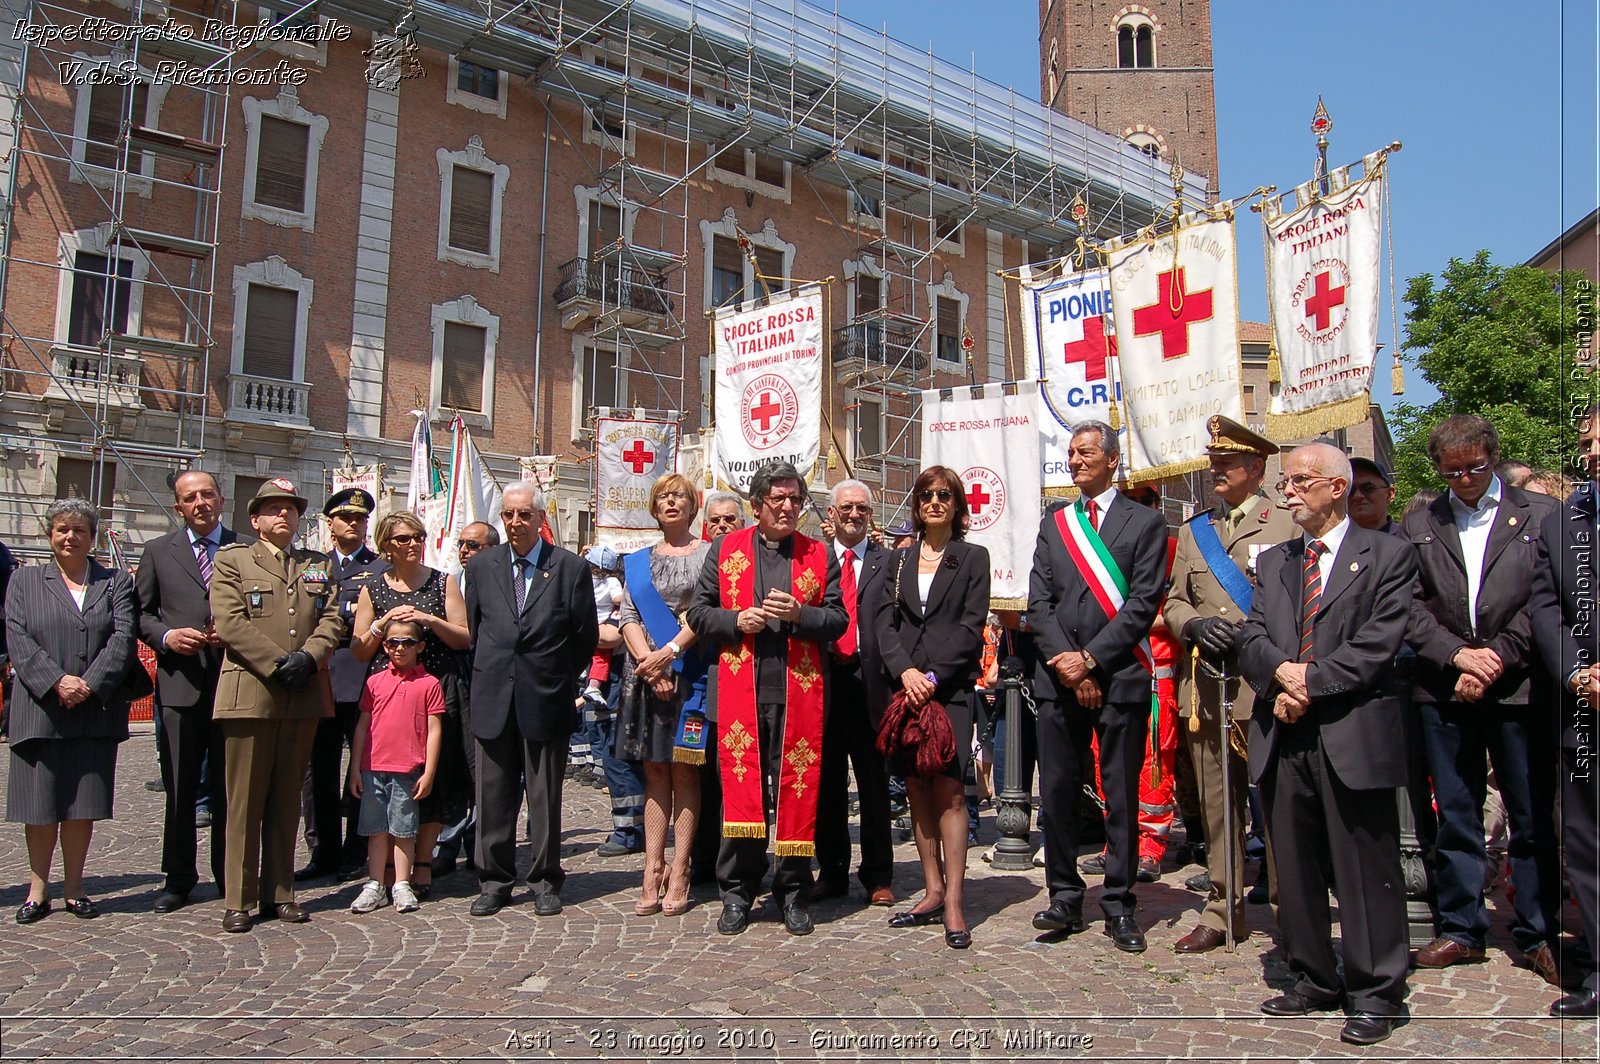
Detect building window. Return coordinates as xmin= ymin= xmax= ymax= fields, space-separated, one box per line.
xmin=53 ymin=226 xmax=149 ymax=347
xmin=1115 ymin=13 xmax=1156 ymax=69
xmin=437 ymin=137 xmax=510 ymax=271
xmin=430 ymin=295 xmax=499 ymax=427
xmin=230 ymin=256 xmax=312 ymax=384
xmin=852 ymin=393 xmax=884 ymax=459
xmin=708 ymin=148 xmax=791 ymax=203
xmin=67 ymin=54 xmax=169 ymax=195
xmin=927 ymin=273 xmax=969 ymax=368
xmin=447 ymin=56 xmax=508 ymax=118
xmin=849 ymin=189 xmax=883 ymax=230
xmin=589 ymin=200 xmax=623 ymax=256
xmin=753 ymin=245 xmax=786 ymax=305
xmin=55 ymin=457 xmax=116 ymax=512
xmin=84 ymin=82 xmax=148 ymax=169
xmin=710 ymin=235 xmax=743 ymax=307
xmin=572 ymin=342 xmax=630 ymax=437
xmin=1125 ymin=131 xmax=1164 ymax=159
xmin=584 ymin=110 xmax=636 ymax=156
xmin=231 ymin=475 xmax=269 ymax=532
xmin=855 ymin=272 xmax=882 ymax=318
xmin=935 ymin=212 xmax=964 ymax=254
xmin=256 ymin=4 xmax=332 ymax=66
xmin=699 ymin=211 xmax=795 ymax=311
xmin=240 ymin=87 xmax=328 ymax=231
xmin=1243 ymin=384 xmax=1257 ymax=415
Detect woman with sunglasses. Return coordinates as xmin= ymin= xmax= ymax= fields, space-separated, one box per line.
xmin=350 ymin=511 xmax=471 ymax=899
xmin=872 ymin=466 xmax=990 ymax=947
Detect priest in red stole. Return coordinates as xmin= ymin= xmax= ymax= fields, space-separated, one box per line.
xmin=687 ymin=461 xmax=848 ymax=937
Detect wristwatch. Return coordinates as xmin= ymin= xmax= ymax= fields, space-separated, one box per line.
xmin=1081 ymin=650 xmax=1098 ymax=672
xmin=666 ymin=641 xmax=683 ymax=659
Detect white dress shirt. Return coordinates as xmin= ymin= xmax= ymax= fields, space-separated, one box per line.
xmin=1449 ymin=475 xmax=1503 ymax=636
xmin=1303 ymin=515 xmax=1352 ymax=589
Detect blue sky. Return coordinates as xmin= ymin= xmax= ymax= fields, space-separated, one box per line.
xmin=839 ymin=1 xmax=1598 ymax=410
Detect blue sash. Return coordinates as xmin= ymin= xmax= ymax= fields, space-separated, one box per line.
xmin=1191 ymin=512 xmax=1253 ymax=615
xmin=623 ymin=548 xmax=709 ymax=763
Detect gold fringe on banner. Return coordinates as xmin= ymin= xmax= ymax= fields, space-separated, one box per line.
xmin=1267 ymin=345 xmax=1282 ymax=384
xmin=672 ymin=748 xmax=707 ymax=766
xmin=991 ymin=596 xmax=1027 ymax=611
xmin=1043 ymin=485 xmax=1082 ymax=500
xmin=1265 ymin=395 xmax=1371 ymax=441
xmin=774 ymin=840 xmax=815 ymax=859
xmin=722 ymin=821 xmax=766 ymax=839
xmin=1127 ymin=456 xmax=1210 ymax=486
xmin=1108 ymin=401 xmax=1122 ymax=431
xmin=1391 ymin=359 xmax=1405 ymax=396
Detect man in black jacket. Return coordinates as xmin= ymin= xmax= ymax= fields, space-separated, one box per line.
xmin=1404 ymin=415 xmax=1562 ymax=985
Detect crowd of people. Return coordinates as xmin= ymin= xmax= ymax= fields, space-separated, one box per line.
xmin=2 ymin=406 xmax=1598 ymax=1046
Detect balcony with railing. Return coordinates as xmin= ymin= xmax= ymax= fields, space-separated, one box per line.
xmin=225 ymin=373 xmax=312 ymax=428
xmin=832 ymin=314 xmax=926 ymax=385
xmin=44 ymin=345 xmax=144 ymax=410
xmin=554 ymin=253 xmax=677 ymax=330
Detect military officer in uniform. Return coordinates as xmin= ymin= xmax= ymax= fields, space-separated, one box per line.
xmin=211 ymin=479 xmax=344 ymax=933
xmin=1163 ymin=415 xmax=1298 ymax=953
xmin=297 ymin=488 xmax=384 ymax=881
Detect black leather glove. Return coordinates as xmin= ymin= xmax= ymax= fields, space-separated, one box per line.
xmin=271 ymin=650 xmax=317 ymax=692
xmin=1186 ymin=616 xmax=1240 ymax=659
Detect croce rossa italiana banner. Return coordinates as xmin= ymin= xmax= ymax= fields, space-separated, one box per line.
xmin=712 ymin=285 xmax=824 ymax=494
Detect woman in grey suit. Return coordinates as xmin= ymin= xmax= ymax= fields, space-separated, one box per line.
xmin=5 ymin=498 xmax=141 ymax=923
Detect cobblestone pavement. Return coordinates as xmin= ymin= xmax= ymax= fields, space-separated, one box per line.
xmin=0 ymin=734 xmax=1594 ymax=1062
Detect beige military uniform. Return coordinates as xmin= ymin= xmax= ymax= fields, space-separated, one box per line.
xmin=211 ymin=539 xmax=343 ymax=912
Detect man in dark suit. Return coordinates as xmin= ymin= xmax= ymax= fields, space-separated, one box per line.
xmin=463 ymin=482 xmax=598 ymax=917
xmin=1237 ymin=442 xmax=1416 ymax=1045
xmin=1404 ymin=415 xmax=1562 ymax=985
xmin=1530 ymin=401 xmax=1600 ymax=1018
xmin=136 ymin=470 xmax=244 ymax=913
xmin=1025 ymin=419 xmax=1167 ymax=953
xmin=297 ymin=488 xmax=385 ymax=882
xmin=814 ymin=479 xmax=895 ymax=906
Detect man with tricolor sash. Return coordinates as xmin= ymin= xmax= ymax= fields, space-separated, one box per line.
xmin=1163 ymin=415 xmax=1297 ymax=954
xmin=687 ymin=462 xmax=847 ymax=937
xmin=1025 ymin=420 xmax=1169 ymax=954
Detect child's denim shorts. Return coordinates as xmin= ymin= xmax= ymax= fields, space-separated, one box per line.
xmin=358 ymin=769 xmax=420 ymax=838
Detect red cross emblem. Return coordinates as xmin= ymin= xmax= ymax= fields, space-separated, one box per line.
xmin=1304 ymin=270 xmax=1347 ymax=332
xmin=750 ymin=392 xmax=783 ymax=432
xmin=621 ymin=440 xmax=655 ymax=474
xmin=1063 ymin=316 xmax=1117 ymax=381
xmin=966 ymin=482 xmax=992 ymax=514
xmin=1131 ymin=267 xmax=1214 ymax=360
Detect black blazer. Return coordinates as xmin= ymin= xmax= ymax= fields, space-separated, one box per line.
xmin=1238 ymin=524 xmax=1417 ymax=790
xmin=464 ymin=542 xmax=598 ymax=744
xmin=1025 ymin=495 xmax=1168 ymax=704
xmin=135 ymin=525 xmax=243 ymax=710
xmin=872 ymin=539 xmax=990 ymax=710
xmin=5 ymin=560 xmax=138 ymax=744
xmin=1403 ymin=484 xmax=1554 ymax=704
xmin=856 ymin=544 xmax=892 ymax=724
xmin=326 ymin=546 xmax=386 ymax=704
xmin=1530 ymin=484 xmax=1600 ymax=750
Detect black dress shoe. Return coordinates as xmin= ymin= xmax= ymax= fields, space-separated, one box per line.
xmin=153 ymin=892 xmax=189 ymax=914
xmin=533 ymin=892 xmax=563 ymax=917
xmin=1104 ymin=915 xmax=1146 ymax=953
xmin=595 ymin=839 xmax=643 ymax=858
xmin=1551 ymin=986 xmax=1600 ymax=1018
xmin=811 ymin=877 xmax=849 ymax=901
xmin=15 ymin=900 xmax=50 ymax=925
xmin=1340 ymin=1013 xmax=1399 ymax=1045
xmin=717 ymin=901 xmax=750 ymax=936
xmin=293 ymin=864 xmax=336 ymax=883
xmin=888 ymin=903 xmax=944 ymax=928
xmin=1260 ymin=990 xmax=1342 ymax=1017
xmin=945 ymin=928 xmax=972 ymax=949
xmin=1031 ymin=901 xmax=1085 ymax=934
xmin=221 ymin=909 xmax=253 ymax=933
xmin=470 ymin=892 xmax=508 ymax=917
xmin=783 ymin=904 xmax=813 ymax=936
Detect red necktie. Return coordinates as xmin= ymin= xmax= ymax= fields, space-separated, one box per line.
xmin=835 ymin=551 xmax=858 ymax=659
xmin=1085 ymin=498 xmax=1100 ymax=532
xmin=1300 ymin=540 xmax=1326 ymax=661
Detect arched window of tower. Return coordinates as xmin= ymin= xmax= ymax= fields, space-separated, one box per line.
xmin=1114 ymin=11 xmax=1158 ymax=69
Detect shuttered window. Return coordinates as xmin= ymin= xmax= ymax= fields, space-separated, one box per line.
xmin=711 ymin=234 xmax=742 ymax=307
xmin=936 ymin=295 xmax=961 ymax=363
xmin=448 ymin=167 xmax=494 ymax=254
xmin=754 ymin=246 xmax=785 ymax=303
xmin=241 ymin=284 xmax=298 ymax=381
xmin=456 ymin=59 xmax=499 ymax=99
xmin=586 ymin=348 xmax=622 ymax=411
xmin=254 ymin=116 xmax=309 ymax=212
xmin=68 ymin=252 xmax=133 ymax=347
xmin=588 ymin=200 xmax=622 ymax=256
xmin=85 ymin=82 xmax=147 ymax=169
xmin=440 ymin=322 xmax=487 ymax=412
xmin=55 ymin=457 xmax=116 ymax=510
xmin=855 ymin=274 xmax=881 ymax=316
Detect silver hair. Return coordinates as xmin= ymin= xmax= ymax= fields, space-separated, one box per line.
xmin=1070 ymin=419 xmax=1120 ymax=460
xmin=501 ymin=481 xmax=546 ymax=512
xmin=704 ymin=491 xmax=744 ymax=515
xmin=829 ymin=479 xmax=875 ymax=509
xmin=44 ymin=496 xmax=100 ymax=536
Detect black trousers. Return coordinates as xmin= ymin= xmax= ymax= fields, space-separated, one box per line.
xmin=717 ymin=701 xmax=813 ymax=908
xmin=1565 ymin=743 xmax=1600 ymax=991
xmin=1264 ymin=721 xmax=1408 ymax=1015
xmin=815 ymin=663 xmax=893 ymax=890
xmin=690 ymin=720 xmax=724 ymax=882
xmin=1036 ymin=695 xmax=1148 ymax=918
xmin=475 ymin=716 xmax=566 ymax=898
xmin=300 ymin=700 xmax=362 ymax=871
xmin=159 ymin=702 xmax=226 ymax=895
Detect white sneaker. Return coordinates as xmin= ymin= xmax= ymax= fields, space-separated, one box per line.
xmin=351 ymin=879 xmax=389 ymax=913
xmin=392 ymin=881 xmax=420 ymax=913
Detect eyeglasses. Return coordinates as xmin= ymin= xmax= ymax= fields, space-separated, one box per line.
xmin=918 ymin=488 xmax=955 ymax=503
xmin=1274 ymin=474 xmax=1334 ymax=496
xmin=502 ymin=509 xmax=539 ymax=522
xmin=834 ymin=503 xmax=871 ymax=515
xmin=388 ymin=533 xmax=423 ymax=546
xmin=458 ymin=540 xmax=485 ymax=552
xmin=762 ymin=493 xmax=804 ymax=508
xmin=383 ymin=637 xmax=421 ymax=649
xmin=1437 ymin=462 xmax=1492 ymax=481
xmin=657 ymin=490 xmax=691 ymax=501
xmin=1351 ymin=482 xmax=1391 ymax=496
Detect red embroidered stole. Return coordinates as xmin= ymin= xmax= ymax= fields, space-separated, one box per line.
xmin=715 ymin=526 xmax=828 ymax=856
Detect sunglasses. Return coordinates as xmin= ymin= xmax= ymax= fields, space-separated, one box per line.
xmin=1437 ymin=462 xmax=1491 ymax=481
xmin=388 ymin=533 xmax=423 ymax=546
xmin=918 ymin=488 xmax=955 ymax=503
xmin=763 ymin=494 xmax=804 ymax=508
xmin=458 ymin=540 xmax=485 ymax=551
xmin=383 ymin=637 xmax=421 ymax=649
xmin=502 ymin=509 xmax=539 ymax=522
xmin=834 ymin=503 xmax=871 ymax=515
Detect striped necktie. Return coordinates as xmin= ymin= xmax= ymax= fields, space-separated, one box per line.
xmin=194 ymin=537 xmax=213 ymax=588
xmin=514 ymin=558 xmax=529 ymax=614
xmin=1300 ymin=539 xmax=1326 ymax=661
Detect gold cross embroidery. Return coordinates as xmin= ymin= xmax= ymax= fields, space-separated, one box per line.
xmin=791 ymin=645 xmax=820 ymax=694
xmin=721 ymin=644 xmax=752 ymax=675
xmin=794 ymin=568 xmax=821 ymax=605
xmin=721 ymin=719 xmax=755 ymax=783
xmin=720 ymin=550 xmax=751 ymax=584
xmin=785 ymin=738 xmax=818 ymax=797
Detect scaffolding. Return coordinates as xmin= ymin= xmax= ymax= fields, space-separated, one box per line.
xmin=0 ymin=0 xmax=238 ymax=543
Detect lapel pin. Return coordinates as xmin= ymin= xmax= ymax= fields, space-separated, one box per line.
xmin=1508 ymin=516 xmax=1518 ymax=526
xmin=542 ymin=571 xmax=550 ymax=580
xmin=1349 ymin=562 xmax=1360 ymax=572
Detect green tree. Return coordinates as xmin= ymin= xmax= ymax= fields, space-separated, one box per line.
xmin=1389 ymin=250 xmax=1595 ymax=511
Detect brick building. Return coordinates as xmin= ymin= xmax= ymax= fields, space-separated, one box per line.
xmin=0 ymin=0 xmax=1200 ymax=555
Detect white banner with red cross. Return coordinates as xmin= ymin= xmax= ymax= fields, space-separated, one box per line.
xmin=919 ymin=381 xmax=1042 ymax=609
xmin=1263 ymin=151 xmax=1387 ymax=438
xmin=1107 ymin=213 xmax=1244 ymax=481
xmin=1020 ymin=264 xmax=1123 ymax=492
xmin=711 ymin=285 xmax=825 ymax=494
xmin=595 ymin=416 xmax=679 ymax=552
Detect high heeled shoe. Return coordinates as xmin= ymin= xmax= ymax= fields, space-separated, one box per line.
xmin=887 ymin=903 xmax=944 ymax=928
xmin=661 ymin=868 xmax=692 ymax=917
xmin=635 ymin=863 xmax=665 ymax=916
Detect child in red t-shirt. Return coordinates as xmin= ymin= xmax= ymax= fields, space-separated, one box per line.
xmin=347 ymin=620 xmax=444 ymax=913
